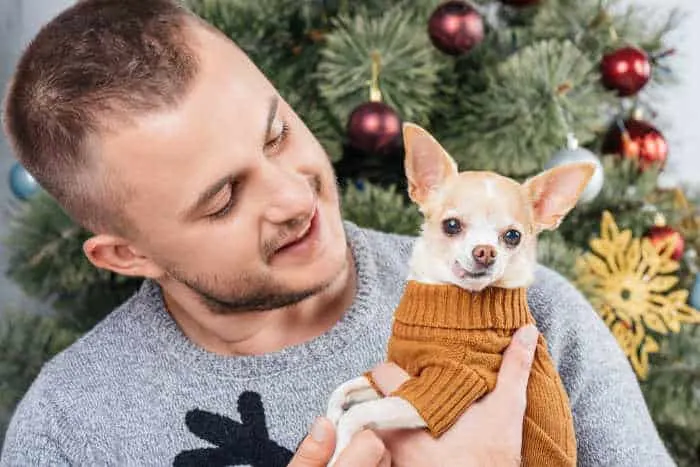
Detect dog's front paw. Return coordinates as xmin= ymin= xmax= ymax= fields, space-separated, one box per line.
xmin=326 ymin=391 xmax=346 ymax=427
xmin=327 ymin=397 xmax=428 ymax=467
xmin=328 ymin=408 xmax=369 ymax=467
xmin=326 ymin=376 xmax=380 ymax=426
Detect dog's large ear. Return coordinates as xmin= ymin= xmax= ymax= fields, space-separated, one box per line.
xmin=523 ymin=161 xmax=596 ymax=232
xmin=403 ymin=122 xmax=458 ymax=205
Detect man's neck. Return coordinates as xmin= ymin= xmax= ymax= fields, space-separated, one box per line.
xmin=160 ymin=249 xmax=357 ymax=356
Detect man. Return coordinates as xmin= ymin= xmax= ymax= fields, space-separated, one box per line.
xmin=0 ymin=0 xmax=674 ymax=465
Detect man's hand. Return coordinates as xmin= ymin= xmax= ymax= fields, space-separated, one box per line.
xmin=371 ymin=324 xmax=539 ymax=466
xmin=288 ymin=417 xmax=391 ymax=467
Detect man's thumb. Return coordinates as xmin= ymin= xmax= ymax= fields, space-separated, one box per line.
xmin=288 ymin=417 xmax=336 ymax=466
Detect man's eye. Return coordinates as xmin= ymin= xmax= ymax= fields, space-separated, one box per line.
xmin=211 ymin=197 xmax=234 ymax=219
xmin=265 ymin=120 xmax=289 ymax=152
xmin=209 ymin=182 xmax=238 ymax=220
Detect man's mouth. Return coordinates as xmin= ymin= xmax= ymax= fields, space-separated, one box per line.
xmin=275 ymin=203 xmax=319 ymax=254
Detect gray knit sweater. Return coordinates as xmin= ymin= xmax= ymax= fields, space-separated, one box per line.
xmin=1 ymin=221 xmax=675 ymax=466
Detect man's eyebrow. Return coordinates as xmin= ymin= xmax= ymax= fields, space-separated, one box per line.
xmin=183 ymin=174 xmax=235 ymax=220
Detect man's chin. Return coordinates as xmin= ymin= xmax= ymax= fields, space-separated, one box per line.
xmin=194 ymin=254 xmax=349 ymax=316
xmin=276 ymin=224 xmax=349 ymax=282
xmin=276 ymin=246 xmax=350 ymax=297
xmin=193 ymin=281 xmax=331 ymax=315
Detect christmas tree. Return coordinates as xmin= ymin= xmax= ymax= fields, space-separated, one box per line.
xmin=3 ymin=0 xmax=700 ymax=463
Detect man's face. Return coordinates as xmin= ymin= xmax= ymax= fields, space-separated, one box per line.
xmin=94 ymin=23 xmax=349 ymax=314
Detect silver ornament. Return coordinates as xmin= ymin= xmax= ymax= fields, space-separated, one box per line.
xmin=545 ymin=134 xmax=604 ymax=204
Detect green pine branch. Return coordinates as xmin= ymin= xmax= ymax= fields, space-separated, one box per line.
xmin=532 ymin=0 xmax=683 ymax=56
xmin=3 ymin=192 xmax=141 ymax=332
xmin=186 ymin=0 xmax=304 ymax=71
xmin=316 ymin=5 xmax=450 ymax=126
xmin=340 ymin=180 xmax=421 ymax=236
xmin=642 ymin=325 xmax=700 ymax=466
xmin=437 ymin=39 xmax=616 ymax=178
xmin=536 ymin=230 xmax=581 ymax=281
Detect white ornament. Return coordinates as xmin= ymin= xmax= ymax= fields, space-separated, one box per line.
xmin=545 ymin=134 xmax=605 ymax=204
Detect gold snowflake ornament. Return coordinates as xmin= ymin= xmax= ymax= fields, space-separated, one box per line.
xmin=575 ymin=211 xmax=700 ymax=379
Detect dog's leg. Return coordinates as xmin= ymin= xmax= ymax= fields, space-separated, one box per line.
xmin=328 ymin=396 xmax=426 ymax=467
xmin=326 ymin=376 xmax=381 ymax=426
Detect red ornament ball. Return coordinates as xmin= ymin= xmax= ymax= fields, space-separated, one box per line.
xmin=501 ymin=0 xmax=541 ymax=6
xmin=346 ymin=101 xmax=402 ymax=155
xmin=600 ymin=46 xmax=651 ymax=97
xmin=601 ymin=118 xmax=668 ymax=171
xmin=646 ymin=225 xmax=684 ymax=261
xmin=428 ymin=1 xmax=484 ymax=56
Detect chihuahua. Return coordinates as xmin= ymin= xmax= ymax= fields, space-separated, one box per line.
xmin=325 ymin=123 xmax=595 ymax=466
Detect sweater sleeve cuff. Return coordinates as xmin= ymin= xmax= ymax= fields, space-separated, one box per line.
xmin=390 ymin=364 xmax=489 ymax=437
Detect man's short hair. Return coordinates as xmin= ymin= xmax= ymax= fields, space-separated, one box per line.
xmin=2 ymin=0 xmax=203 ymax=235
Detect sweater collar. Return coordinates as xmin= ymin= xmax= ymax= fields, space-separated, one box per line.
xmin=394 ymin=281 xmax=534 ymax=330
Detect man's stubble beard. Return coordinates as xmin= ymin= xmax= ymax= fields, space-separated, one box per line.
xmin=164 ymin=173 xmax=347 ymax=315
xmin=169 ymin=269 xmax=338 ymax=315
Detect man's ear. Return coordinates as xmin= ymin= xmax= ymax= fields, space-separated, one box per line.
xmin=83 ymin=235 xmax=164 ymax=279
xmin=523 ymin=161 xmax=596 ymax=232
xmin=403 ymin=122 xmax=458 ymax=205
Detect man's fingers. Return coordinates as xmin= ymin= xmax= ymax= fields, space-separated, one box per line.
xmin=369 ymin=362 xmax=411 ymax=395
xmin=288 ymin=417 xmax=335 ymax=466
xmin=334 ymin=430 xmax=387 ymax=467
xmin=493 ymin=324 xmax=538 ymax=408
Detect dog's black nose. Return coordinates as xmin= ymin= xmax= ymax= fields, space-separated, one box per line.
xmin=472 ymin=245 xmax=496 ymax=267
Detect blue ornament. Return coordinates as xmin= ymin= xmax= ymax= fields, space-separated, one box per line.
xmin=690 ymin=274 xmax=700 ymax=310
xmin=353 ymin=179 xmax=366 ymax=191
xmin=8 ymin=162 xmax=39 ymax=201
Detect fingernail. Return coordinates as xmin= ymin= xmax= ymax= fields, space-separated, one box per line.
xmin=310 ymin=417 xmax=326 ymax=442
xmin=518 ymin=325 xmax=538 ymax=349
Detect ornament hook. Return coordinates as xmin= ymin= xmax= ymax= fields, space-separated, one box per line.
xmin=369 ymin=50 xmax=382 ymax=103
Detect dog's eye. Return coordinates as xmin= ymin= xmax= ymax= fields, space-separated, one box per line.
xmin=442 ymin=218 xmax=462 ymax=236
xmin=503 ymin=229 xmax=521 ymax=247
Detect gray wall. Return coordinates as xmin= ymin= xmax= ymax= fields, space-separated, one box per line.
xmin=634 ymin=0 xmax=700 ymax=187
xmin=1 ymin=0 xmax=700 ymax=312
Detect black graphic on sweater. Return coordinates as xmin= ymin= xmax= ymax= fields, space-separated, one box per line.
xmin=174 ymin=391 xmax=294 ymax=467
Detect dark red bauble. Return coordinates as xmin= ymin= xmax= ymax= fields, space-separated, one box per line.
xmin=600 ymin=46 xmax=651 ymax=97
xmin=346 ymin=102 xmax=402 ymax=155
xmin=646 ymin=225 xmax=684 ymax=261
xmin=501 ymin=0 xmax=541 ymax=6
xmin=428 ymin=1 xmax=484 ymax=56
xmin=601 ymin=118 xmax=668 ymax=171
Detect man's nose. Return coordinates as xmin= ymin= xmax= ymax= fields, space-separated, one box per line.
xmin=472 ymin=244 xmax=496 ymax=267
xmin=261 ymin=170 xmax=315 ymax=225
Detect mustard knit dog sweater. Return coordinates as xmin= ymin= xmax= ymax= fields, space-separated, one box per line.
xmin=368 ymin=280 xmax=577 ymax=466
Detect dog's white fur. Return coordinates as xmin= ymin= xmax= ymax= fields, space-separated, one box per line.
xmin=325 ymin=123 xmax=595 ymax=466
